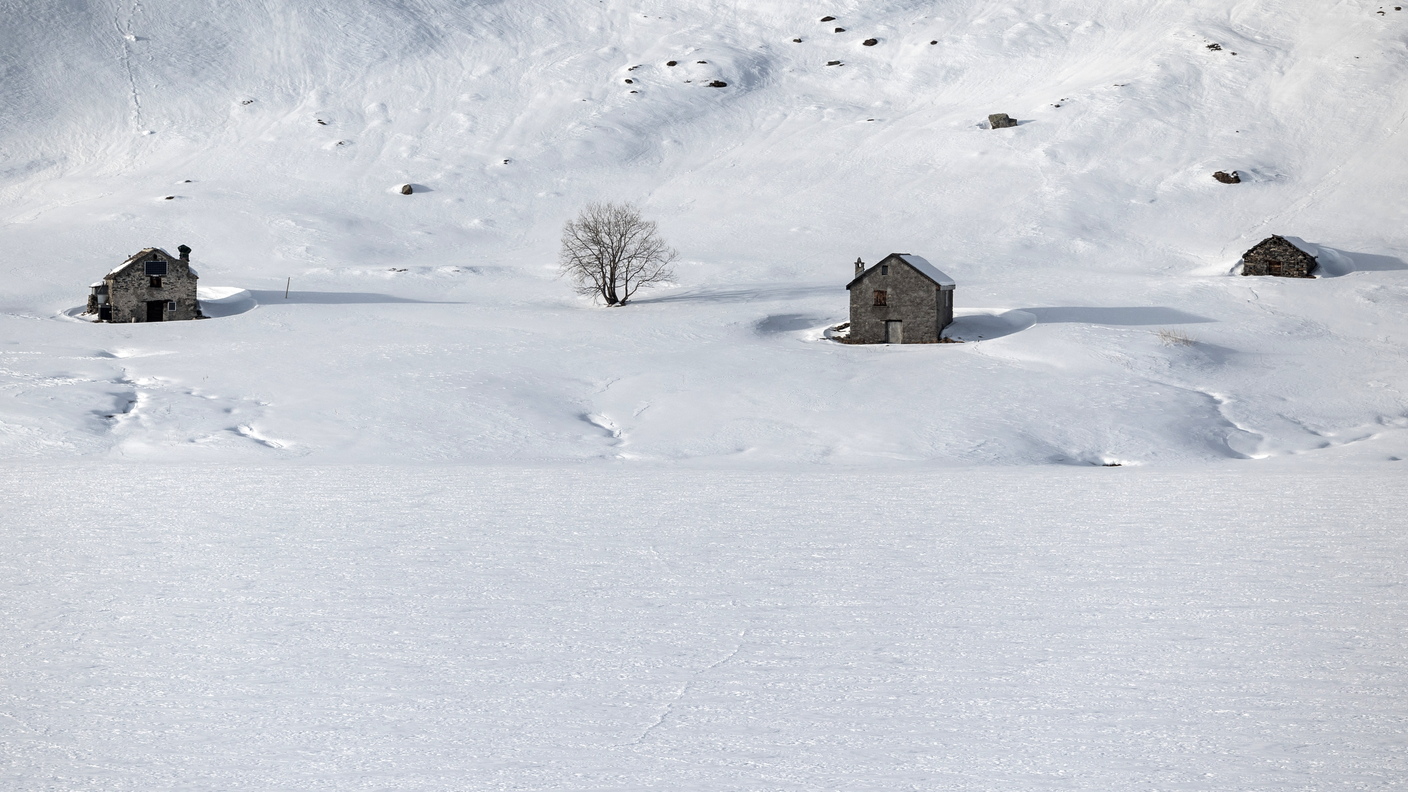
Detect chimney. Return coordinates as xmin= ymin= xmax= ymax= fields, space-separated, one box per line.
xmin=178 ymin=244 xmax=191 ymax=261
xmin=854 ymin=257 xmax=865 ymax=276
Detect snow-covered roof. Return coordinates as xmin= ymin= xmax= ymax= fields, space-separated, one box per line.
xmin=106 ymin=247 xmax=196 ymax=278
xmin=894 ymin=254 xmax=956 ymax=288
xmin=90 ymin=281 xmax=105 ymax=288
xmin=107 ymin=248 xmax=165 ymax=276
xmin=848 ymin=253 xmax=957 ymax=289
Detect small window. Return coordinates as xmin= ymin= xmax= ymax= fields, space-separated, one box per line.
xmin=873 ymin=290 xmax=887 ymax=306
xmin=880 ymin=264 xmax=889 ymax=275
xmin=167 ymin=301 xmax=176 ymax=311
xmin=144 ymin=259 xmax=167 ymax=276
xmin=150 ymin=276 xmax=163 ymax=288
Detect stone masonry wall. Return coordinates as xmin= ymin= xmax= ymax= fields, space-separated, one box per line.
xmin=1242 ymin=236 xmax=1317 ymax=278
xmin=105 ymin=249 xmax=202 ymax=322
xmin=848 ymin=258 xmax=941 ymax=343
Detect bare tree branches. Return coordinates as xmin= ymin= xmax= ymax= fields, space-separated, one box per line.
xmin=559 ymin=202 xmax=677 ymax=306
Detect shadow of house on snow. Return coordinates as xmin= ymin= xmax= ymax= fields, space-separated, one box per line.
xmin=1021 ymin=307 xmax=1215 ymax=325
xmin=246 ymin=290 xmax=462 ymax=305
xmin=635 ymin=285 xmax=835 ymax=305
xmin=755 ymin=314 xmax=831 ymax=334
xmin=1313 ymin=247 xmax=1408 ymax=277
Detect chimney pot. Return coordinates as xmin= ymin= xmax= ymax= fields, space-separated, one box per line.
xmin=178 ymin=244 xmax=191 ymax=261
xmin=854 ymin=257 xmax=865 ymax=275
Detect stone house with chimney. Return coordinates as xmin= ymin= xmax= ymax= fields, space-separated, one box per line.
xmin=87 ymin=245 xmax=203 ymax=322
xmin=1241 ymin=235 xmax=1317 ymax=278
xmin=846 ymin=253 xmax=956 ymax=343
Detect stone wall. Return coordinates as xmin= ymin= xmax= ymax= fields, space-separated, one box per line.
xmin=105 ymin=248 xmax=202 ymax=322
xmin=1242 ymin=235 xmax=1317 ymax=278
xmin=848 ymin=257 xmax=946 ymax=343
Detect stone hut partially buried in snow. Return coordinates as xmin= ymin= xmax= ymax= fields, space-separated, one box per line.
xmin=846 ymin=253 xmax=955 ymax=344
xmin=1241 ymin=235 xmax=1318 ymax=278
xmin=86 ymin=245 xmax=203 ymax=322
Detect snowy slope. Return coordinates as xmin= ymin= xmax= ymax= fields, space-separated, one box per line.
xmin=2 ymin=0 xmax=1408 ymax=464
xmin=4 ymin=4 xmax=1408 ymax=789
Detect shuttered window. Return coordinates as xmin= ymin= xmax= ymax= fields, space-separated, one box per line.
xmin=874 ymin=290 xmax=887 ymax=306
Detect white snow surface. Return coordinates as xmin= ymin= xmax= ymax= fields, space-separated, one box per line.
xmin=3 ymin=0 xmax=1408 ymax=787
xmin=4 ymin=464 xmax=1406 ymax=790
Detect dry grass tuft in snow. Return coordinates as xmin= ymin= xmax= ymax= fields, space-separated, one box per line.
xmin=1157 ymin=327 xmax=1197 ymax=347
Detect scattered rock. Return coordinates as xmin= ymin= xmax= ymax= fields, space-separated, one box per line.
xmin=930 ymin=40 xmax=938 ymax=45
xmin=181 ymin=179 xmax=192 ymax=183
xmin=708 ymin=80 xmax=728 ymax=88
xmin=240 ymin=99 xmax=255 ymax=105
xmin=400 ymin=184 xmax=414 ymax=195
xmin=988 ymin=113 xmax=1018 ymax=129
xmin=624 ymin=78 xmax=633 ymax=83
xmin=628 ymin=65 xmax=639 ymax=71
xmin=821 ymin=16 xmax=835 ymax=21
xmin=503 ymin=159 xmax=511 ymax=164
xmin=827 ymin=60 xmax=842 ymax=66
xmin=792 ymin=38 xmax=802 ymax=43
xmin=316 ymin=119 xmax=327 ymax=125
xmin=630 ymin=90 xmax=638 ymax=93
xmin=1207 ymin=43 xmax=1222 ymax=50
xmin=1213 ymin=170 xmax=1241 ymax=184
xmin=834 ymin=27 xmax=845 ymax=32
xmin=666 ymin=60 xmax=678 ymax=66
xmin=862 ymin=38 xmax=878 ymax=46
xmin=163 ymin=195 xmax=175 ymax=200
xmin=697 ymin=60 xmax=707 ymax=63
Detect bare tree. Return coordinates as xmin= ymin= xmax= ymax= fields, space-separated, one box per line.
xmin=558 ymin=202 xmax=677 ymax=306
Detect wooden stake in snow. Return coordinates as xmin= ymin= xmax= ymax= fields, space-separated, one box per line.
xmin=285 ymin=278 xmax=290 ymax=299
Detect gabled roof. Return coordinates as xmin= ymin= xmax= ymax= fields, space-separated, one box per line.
xmin=846 ymin=253 xmax=956 ymax=289
xmin=106 ymin=247 xmax=197 ymax=278
xmin=1245 ymin=235 xmax=1317 ymax=260
xmin=893 ymin=254 xmax=956 ymax=287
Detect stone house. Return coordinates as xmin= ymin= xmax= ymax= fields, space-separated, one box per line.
xmin=846 ymin=253 xmax=956 ymax=343
xmin=87 ymin=245 xmax=203 ymax=322
xmin=1241 ymin=235 xmax=1317 ymax=278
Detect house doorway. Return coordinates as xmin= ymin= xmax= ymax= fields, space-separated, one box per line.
xmin=885 ymin=320 xmax=903 ymax=344
xmin=146 ymin=300 xmax=166 ymax=322
xmin=98 ymin=305 xmax=111 ymax=322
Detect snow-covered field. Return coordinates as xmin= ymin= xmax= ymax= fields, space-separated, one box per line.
xmin=5 ymin=464 xmax=1407 ymax=790
xmin=3 ymin=0 xmax=1407 ymax=788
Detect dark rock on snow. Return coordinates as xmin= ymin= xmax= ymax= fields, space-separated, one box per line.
xmin=821 ymin=16 xmax=835 ymax=22
xmin=708 ymin=80 xmax=728 ymax=88
xmin=1213 ymin=170 xmax=1241 ymax=184
xmin=401 ymin=184 xmax=413 ymax=195
xmin=862 ymin=38 xmax=878 ymax=46
xmin=988 ymin=113 xmax=1018 ymax=129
